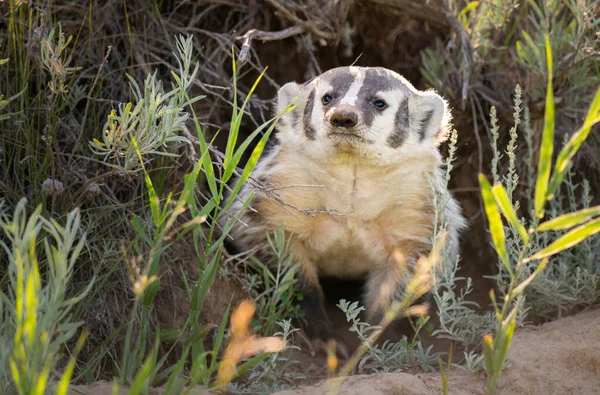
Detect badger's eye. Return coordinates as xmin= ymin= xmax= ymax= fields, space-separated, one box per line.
xmin=322 ymin=94 xmax=333 ymax=105
xmin=373 ymin=99 xmax=387 ymax=110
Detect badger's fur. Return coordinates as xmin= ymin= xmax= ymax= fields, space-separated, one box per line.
xmin=222 ymin=66 xmax=466 ymax=346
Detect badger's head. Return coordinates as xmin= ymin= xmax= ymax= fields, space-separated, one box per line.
xmin=276 ymin=66 xmax=450 ymax=164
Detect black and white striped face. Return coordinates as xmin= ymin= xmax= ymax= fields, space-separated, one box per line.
xmin=276 ymin=66 xmax=449 ymax=163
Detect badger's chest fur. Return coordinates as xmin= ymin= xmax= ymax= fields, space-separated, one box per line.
xmin=224 ymin=66 xmax=466 ymax=347
xmin=255 ymin=146 xmax=437 ymax=279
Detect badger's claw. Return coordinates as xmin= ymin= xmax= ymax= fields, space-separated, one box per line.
xmin=297 ymin=330 xmax=350 ymax=361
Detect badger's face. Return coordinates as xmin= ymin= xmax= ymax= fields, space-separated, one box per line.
xmin=276 ymin=66 xmax=450 ymax=164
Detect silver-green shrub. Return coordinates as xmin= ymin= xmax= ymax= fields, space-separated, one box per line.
xmin=0 ymin=199 xmax=93 ymax=394
xmin=89 ymin=35 xmax=198 ymax=174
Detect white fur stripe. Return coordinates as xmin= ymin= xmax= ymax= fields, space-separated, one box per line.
xmin=340 ymin=68 xmax=365 ymax=105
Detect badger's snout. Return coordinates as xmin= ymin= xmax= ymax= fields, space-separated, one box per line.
xmin=328 ymin=105 xmax=359 ymax=128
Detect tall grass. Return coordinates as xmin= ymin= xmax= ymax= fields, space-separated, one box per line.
xmin=478 ymin=36 xmax=600 ymax=394
xmin=93 ymin=38 xmax=297 ymax=392
xmin=1 ymin=17 xmax=295 ymax=392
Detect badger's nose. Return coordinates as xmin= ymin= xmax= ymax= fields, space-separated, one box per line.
xmin=329 ymin=107 xmax=359 ymax=128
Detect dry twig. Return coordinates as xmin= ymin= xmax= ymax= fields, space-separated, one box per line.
xmin=236 ymin=26 xmax=305 ymax=67
xmin=434 ymin=0 xmax=474 ymax=109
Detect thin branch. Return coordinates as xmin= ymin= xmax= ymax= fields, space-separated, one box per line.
xmin=236 ymin=26 xmax=305 ymax=67
xmin=434 ymin=0 xmax=474 ymax=109
xmin=68 ymin=46 xmax=112 ymax=170
xmin=265 ymin=0 xmax=336 ymax=41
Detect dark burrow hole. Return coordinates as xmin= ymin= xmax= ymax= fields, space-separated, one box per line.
xmin=320 ymin=277 xmax=419 ymax=353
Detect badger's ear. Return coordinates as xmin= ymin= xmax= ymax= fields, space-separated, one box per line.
xmin=408 ymin=91 xmax=447 ymax=141
xmin=277 ymin=82 xmax=305 ymax=116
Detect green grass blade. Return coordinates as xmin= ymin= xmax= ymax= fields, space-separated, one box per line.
xmin=128 ymin=339 xmax=159 ymax=395
xmin=493 ymin=319 xmax=516 ymax=379
xmin=533 ymin=34 xmax=554 ymax=218
xmin=222 ymin=117 xmax=274 ymax=183
xmin=510 ymin=258 xmax=548 ymax=298
xmin=163 ymin=348 xmax=189 ymax=394
xmin=184 ymin=325 xmax=213 ymax=349
xmin=239 ymin=69 xmax=266 ymax=116
xmin=222 ymin=105 xmax=293 ymax=213
xmin=536 ymin=206 xmax=600 ymax=231
xmin=190 ymin=250 xmax=221 ymax=313
xmin=492 ymin=184 xmax=529 ymax=243
xmin=479 ymin=175 xmax=511 ymax=275
xmin=210 ymin=299 xmax=233 ymax=369
xmin=188 ymin=351 xmax=211 ymax=387
xmin=223 ymin=68 xmax=267 ymax=179
xmin=55 ymin=332 xmax=87 ymax=395
xmin=525 ymin=217 xmax=600 ymax=262
xmin=547 ymin=87 xmax=600 ymax=199
xmin=142 ymin=279 xmax=160 ymax=306
xmin=191 ymin=112 xmax=218 ymax=200
xmin=131 ymin=136 xmax=160 ymax=224
xmin=178 ymin=141 xmax=211 ymax=213
xmin=205 ymin=222 xmax=237 ymax=257
xmin=146 ymin=328 xmax=181 ymax=341
xmin=131 ymin=215 xmax=152 ymax=245
xmin=200 ymin=140 xmax=218 ymax=200
xmin=489 ymin=289 xmax=501 ymax=318
xmin=231 ymin=353 xmax=272 ymax=378
xmin=223 ymin=47 xmax=241 ymax=172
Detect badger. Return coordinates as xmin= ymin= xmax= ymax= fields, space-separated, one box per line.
xmin=222 ymin=66 xmax=466 ymax=353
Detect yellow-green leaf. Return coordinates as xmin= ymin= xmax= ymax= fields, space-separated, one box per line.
xmin=493 ymin=319 xmax=516 ymax=377
xmin=534 ymin=34 xmax=554 ymax=218
xmin=515 ymin=41 xmax=526 ymax=60
xmin=547 ymin=87 xmax=600 ymax=199
xmin=460 ymin=1 xmax=480 ymax=15
xmin=479 ymin=175 xmax=511 ymax=275
xmin=492 ymin=184 xmax=529 ymax=243
xmin=489 ymin=289 xmax=501 ymax=318
xmin=25 ymin=271 xmax=39 ymax=345
xmin=537 ymin=206 xmax=600 ymax=232
xmin=129 ymin=347 xmax=157 ymax=395
xmin=510 ymin=258 xmax=548 ymax=298
xmin=33 ymin=355 xmax=53 ymax=395
xmin=482 ymin=334 xmax=495 ymax=375
xmin=9 ymin=360 xmax=21 ymax=390
xmin=196 ymin=122 xmax=218 ymax=200
xmin=459 ymin=1 xmax=480 ymax=27
xmin=56 ymin=331 xmax=87 ymax=395
xmin=525 ymin=217 xmax=600 ymax=262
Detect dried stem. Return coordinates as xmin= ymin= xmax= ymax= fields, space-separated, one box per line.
xmin=434 ymin=0 xmax=474 ymax=109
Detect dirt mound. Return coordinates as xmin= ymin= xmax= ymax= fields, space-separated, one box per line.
xmin=70 ymin=308 xmax=600 ymax=394
xmin=276 ymin=307 xmax=600 ymax=395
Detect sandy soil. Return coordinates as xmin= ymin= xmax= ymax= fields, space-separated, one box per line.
xmin=71 ymin=307 xmax=600 ymax=394
xmin=277 ymin=307 xmax=600 ymax=395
